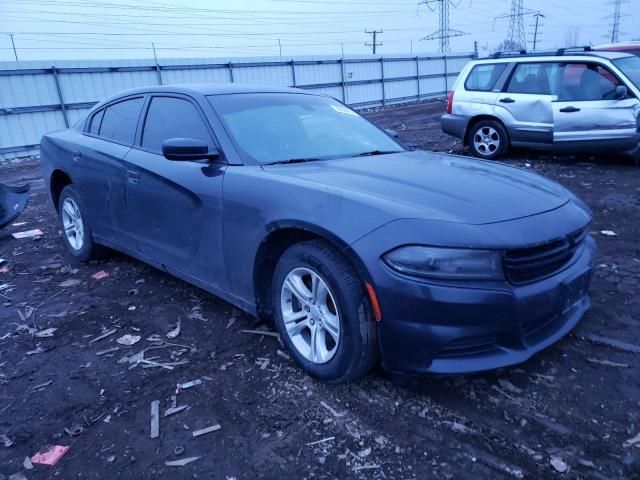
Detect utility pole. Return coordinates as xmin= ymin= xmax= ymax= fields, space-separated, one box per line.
xmin=609 ymin=0 xmax=623 ymax=43
xmin=9 ymin=33 xmax=18 ymax=62
xmin=530 ymin=13 xmax=544 ymax=51
xmin=418 ymin=0 xmax=467 ymax=53
xmin=278 ymin=38 xmax=282 ymax=57
xmin=365 ymin=30 xmax=382 ymax=54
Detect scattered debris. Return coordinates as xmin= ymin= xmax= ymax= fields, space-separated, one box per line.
xmin=241 ymin=329 xmax=279 ymax=338
xmin=165 ymin=456 xmax=201 ymax=467
xmin=26 ymin=345 xmax=51 ymax=356
xmin=600 ymin=230 xmax=617 ymax=237
xmin=30 ymin=380 xmax=53 ymax=391
xmin=96 ymin=347 xmax=120 ymax=356
xmin=625 ymin=432 xmax=640 ymax=448
xmin=90 ymin=328 xmax=118 ymax=343
xmin=116 ymin=334 xmax=141 ymax=346
xmin=174 ymin=446 xmax=185 ymax=456
xmin=64 ymin=424 xmax=84 ymax=437
xmin=34 ymin=327 xmax=58 ymax=338
xmin=550 ymin=455 xmax=568 ymax=473
xmin=128 ymin=305 xmax=137 ymax=311
xmin=150 ymin=400 xmax=160 ymax=439
xmin=165 ymin=405 xmax=188 ymax=417
xmin=498 ymin=379 xmax=523 ymax=394
xmin=1 ymin=433 xmax=14 ymax=447
xmin=277 ymin=349 xmax=291 ymax=361
xmin=23 ymin=456 xmax=34 ymax=469
xmin=177 ymin=379 xmax=202 ymax=391
xmin=167 ymin=320 xmax=181 ymax=339
xmin=586 ymin=358 xmax=629 ymax=368
xmin=31 ymin=445 xmax=70 ymax=466
xmin=586 ymin=334 xmax=640 ymax=354
xmin=192 ymin=424 xmax=221 ymax=438
xmin=226 ymin=317 xmax=236 ymax=329
xmin=12 ymin=229 xmax=43 ymax=239
xmin=306 ymin=436 xmax=335 ymax=446
xmin=91 ymin=270 xmax=109 ymax=280
xmin=59 ymin=278 xmax=82 ymax=288
xmin=320 ymin=401 xmax=347 ymax=418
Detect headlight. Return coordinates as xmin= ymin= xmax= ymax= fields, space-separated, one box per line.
xmin=383 ymin=246 xmax=504 ymax=280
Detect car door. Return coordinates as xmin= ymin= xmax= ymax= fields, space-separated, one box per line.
xmin=496 ymin=62 xmax=559 ymax=146
xmin=123 ymin=94 xmax=227 ymax=288
xmin=552 ymin=62 xmax=640 ymax=151
xmin=72 ymin=96 xmax=144 ymax=249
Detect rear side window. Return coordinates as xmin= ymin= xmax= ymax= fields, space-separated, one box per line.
xmin=88 ymin=109 xmax=104 ymax=135
xmin=506 ymin=62 xmax=561 ymax=95
xmin=141 ymin=97 xmax=212 ymax=153
xmin=464 ymin=63 xmax=507 ymax=91
xmin=98 ymin=97 xmax=144 ymax=145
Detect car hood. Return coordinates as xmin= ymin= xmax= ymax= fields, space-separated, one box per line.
xmin=262 ymin=151 xmax=570 ymax=225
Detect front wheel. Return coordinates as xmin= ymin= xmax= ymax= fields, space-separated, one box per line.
xmin=272 ymin=241 xmax=378 ymax=383
xmin=468 ymin=120 xmax=509 ymax=160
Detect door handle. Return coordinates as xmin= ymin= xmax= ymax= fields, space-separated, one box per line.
xmin=559 ymin=106 xmax=581 ymax=113
xmin=126 ymin=169 xmax=140 ymax=184
xmin=71 ymin=150 xmax=81 ymax=161
xmin=499 ymin=97 xmax=516 ymax=103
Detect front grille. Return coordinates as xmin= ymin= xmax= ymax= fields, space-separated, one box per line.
xmin=503 ymin=227 xmax=588 ymax=285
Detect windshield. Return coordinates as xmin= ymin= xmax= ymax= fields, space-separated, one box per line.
xmin=208 ymin=93 xmax=403 ymax=164
xmin=613 ymin=56 xmax=640 ymax=89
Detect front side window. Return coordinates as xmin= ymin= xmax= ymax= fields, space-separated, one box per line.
xmin=464 ymin=63 xmax=507 ymax=92
xmin=88 ymin=109 xmax=104 ymax=135
xmin=142 ymin=97 xmax=213 ymax=153
xmin=557 ymin=63 xmax=622 ymax=101
xmin=208 ymin=93 xmax=403 ymax=164
xmin=613 ymin=56 xmax=640 ymax=90
xmin=506 ymin=62 xmax=561 ymax=95
xmin=99 ymin=97 xmax=144 ymax=145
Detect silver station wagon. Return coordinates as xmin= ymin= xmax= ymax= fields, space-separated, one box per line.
xmin=441 ymin=47 xmax=640 ymax=161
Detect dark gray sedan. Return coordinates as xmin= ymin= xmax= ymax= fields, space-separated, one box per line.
xmin=40 ymin=84 xmax=596 ymax=383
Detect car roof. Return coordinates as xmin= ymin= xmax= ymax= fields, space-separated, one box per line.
xmin=473 ymin=50 xmax=633 ymax=64
xmin=97 ymin=83 xmax=313 ymax=105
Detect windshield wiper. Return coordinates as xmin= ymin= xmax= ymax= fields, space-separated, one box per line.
xmin=264 ymin=157 xmax=323 ymax=166
xmin=349 ymin=150 xmax=403 ymax=158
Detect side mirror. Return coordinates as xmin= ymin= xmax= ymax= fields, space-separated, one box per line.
xmin=385 ymin=129 xmax=399 ymax=138
xmin=162 ymin=138 xmax=218 ymax=161
xmin=615 ymin=85 xmax=628 ymax=100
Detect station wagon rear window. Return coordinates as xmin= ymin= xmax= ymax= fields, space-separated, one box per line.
xmin=464 ymin=63 xmax=508 ymax=91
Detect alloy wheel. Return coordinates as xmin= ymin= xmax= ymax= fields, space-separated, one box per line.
xmin=473 ymin=126 xmax=501 ymax=156
xmin=61 ymin=197 xmax=85 ymax=251
xmin=280 ymin=267 xmax=341 ymax=364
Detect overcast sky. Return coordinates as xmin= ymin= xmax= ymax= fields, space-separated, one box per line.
xmin=0 ymin=0 xmax=638 ymax=62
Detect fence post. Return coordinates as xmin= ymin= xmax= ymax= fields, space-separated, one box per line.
xmin=415 ymin=56 xmax=421 ymax=103
xmin=228 ymin=62 xmax=234 ymax=83
xmin=339 ymin=58 xmax=347 ymax=103
xmin=380 ymin=57 xmax=386 ymax=107
xmin=443 ymin=55 xmax=448 ymax=93
xmin=51 ymin=66 xmax=69 ymax=128
xmin=290 ymin=60 xmax=297 ymax=87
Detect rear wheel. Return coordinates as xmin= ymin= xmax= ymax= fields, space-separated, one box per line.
xmin=468 ymin=120 xmax=509 ymax=160
xmin=58 ymin=185 xmax=103 ymax=261
xmin=272 ymin=240 xmax=378 ymax=383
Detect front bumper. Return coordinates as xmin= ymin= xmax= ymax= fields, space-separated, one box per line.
xmin=370 ymin=236 xmax=597 ymax=375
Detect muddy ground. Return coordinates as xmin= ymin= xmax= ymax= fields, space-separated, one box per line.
xmin=0 ymin=101 xmax=639 ymax=480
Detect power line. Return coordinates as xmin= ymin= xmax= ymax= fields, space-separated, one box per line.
xmin=365 ymin=29 xmax=382 ymax=54
xmin=418 ymin=0 xmax=468 ymax=53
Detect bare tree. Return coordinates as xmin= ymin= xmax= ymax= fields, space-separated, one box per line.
xmin=564 ymin=27 xmax=581 ymax=47
xmin=493 ymin=39 xmax=524 ymax=53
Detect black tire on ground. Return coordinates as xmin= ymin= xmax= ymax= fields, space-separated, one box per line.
xmin=58 ymin=184 xmax=104 ymax=261
xmin=272 ymin=240 xmax=378 ymax=383
xmin=468 ymin=119 xmax=509 ymax=160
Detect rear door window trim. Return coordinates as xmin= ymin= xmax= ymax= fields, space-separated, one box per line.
xmin=82 ymin=95 xmax=146 ymax=147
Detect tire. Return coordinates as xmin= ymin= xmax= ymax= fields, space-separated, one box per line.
xmin=272 ymin=240 xmax=378 ymax=383
xmin=58 ymin=185 xmax=103 ymax=261
xmin=468 ymin=120 xmax=509 ymax=160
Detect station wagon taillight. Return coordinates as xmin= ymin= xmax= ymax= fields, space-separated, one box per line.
xmin=446 ymin=90 xmax=455 ymax=114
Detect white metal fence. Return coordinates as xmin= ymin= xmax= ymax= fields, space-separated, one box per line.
xmin=0 ymin=53 xmax=473 ymax=159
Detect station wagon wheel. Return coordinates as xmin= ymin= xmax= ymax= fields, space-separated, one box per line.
xmin=272 ymin=240 xmax=378 ymax=383
xmin=468 ymin=120 xmax=509 ymax=160
xmin=57 ymin=185 xmax=104 ymax=261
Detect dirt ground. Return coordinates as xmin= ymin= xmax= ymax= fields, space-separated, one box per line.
xmin=1 ymin=101 xmax=639 ymax=480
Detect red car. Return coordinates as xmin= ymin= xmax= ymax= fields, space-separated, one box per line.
xmin=595 ymin=42 xmax=640 ymax=57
